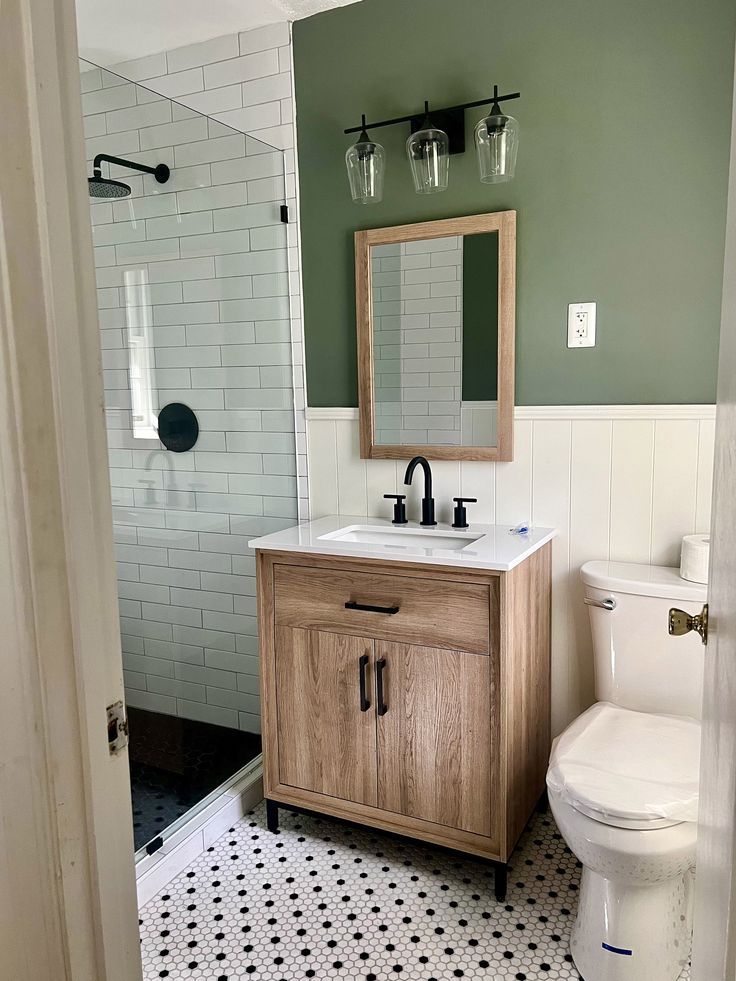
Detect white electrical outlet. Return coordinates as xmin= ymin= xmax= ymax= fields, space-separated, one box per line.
xmin=567 ymin=301 xmax=597 ymax=348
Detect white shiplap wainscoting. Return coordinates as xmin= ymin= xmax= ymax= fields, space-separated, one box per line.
xmin=306 ymin=405 xmax=716 ymax=735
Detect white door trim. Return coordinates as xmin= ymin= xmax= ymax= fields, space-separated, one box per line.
xmin=691 ymin=44 xmax=736 ymax=981
xmin=0 ymin=0 xmax=141 ymax=978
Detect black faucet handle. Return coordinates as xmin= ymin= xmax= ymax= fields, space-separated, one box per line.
xmin=452 ymin=497 xmax=477 ymax=529
xmin=384 ymin=494 xmax=408 ymax=525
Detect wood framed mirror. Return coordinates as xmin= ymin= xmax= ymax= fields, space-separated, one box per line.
xmin=356 ymin=210 xmax=516 ymax=461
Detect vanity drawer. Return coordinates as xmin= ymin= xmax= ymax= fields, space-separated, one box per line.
xmin=273 ymin=563 xmax=490 ymax=655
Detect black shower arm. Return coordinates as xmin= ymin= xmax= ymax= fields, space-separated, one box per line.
xmin=92 ymin=153 xmax=160 ymax=177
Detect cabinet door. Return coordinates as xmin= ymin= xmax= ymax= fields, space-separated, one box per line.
xmin=376 ymin=642 xmax=492 ymax=836
xmin=275 ymin=626 xmax=377 ymax=807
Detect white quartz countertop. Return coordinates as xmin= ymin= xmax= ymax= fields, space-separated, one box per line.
xmin=249 ymin=515 xmax=556 ymax=572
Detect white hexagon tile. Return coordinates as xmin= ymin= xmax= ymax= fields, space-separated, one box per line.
xmin=139 ymin=803 xmax=691 ymax=980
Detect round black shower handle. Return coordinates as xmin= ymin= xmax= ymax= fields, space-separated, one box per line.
xmin=157 ymin=402 xmax=199 ymax=453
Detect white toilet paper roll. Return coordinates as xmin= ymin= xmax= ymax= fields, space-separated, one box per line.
xmin=680 ymin=534 xmax=710 ymax=584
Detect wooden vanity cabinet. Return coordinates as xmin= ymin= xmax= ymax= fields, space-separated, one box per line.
xmin=256 ymin=544 xmax=551 ymax=889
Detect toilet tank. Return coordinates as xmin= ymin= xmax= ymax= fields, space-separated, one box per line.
xmin=581 ymin=560 xmax=707 ymax=719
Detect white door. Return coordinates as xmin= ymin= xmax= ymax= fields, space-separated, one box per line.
xmin=0 ymin=0 xmax=141 ymax=978
xmin=690 ymin=52 xmax=736 ymax=981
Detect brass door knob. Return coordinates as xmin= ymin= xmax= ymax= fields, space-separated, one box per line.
xmin=668 ymin=604 xmax=708 ymax=645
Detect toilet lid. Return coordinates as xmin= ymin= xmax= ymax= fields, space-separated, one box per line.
xmin=547 ymin=703 xmax=701 ymax=828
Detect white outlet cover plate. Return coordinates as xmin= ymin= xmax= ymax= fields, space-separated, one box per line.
xmin=567 ymin=301 xmax=597 ymax=348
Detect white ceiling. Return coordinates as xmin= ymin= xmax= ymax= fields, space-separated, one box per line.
xmin=76 ymin=0 xmax=363 ymax=66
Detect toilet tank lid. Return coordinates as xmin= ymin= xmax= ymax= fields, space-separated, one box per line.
xmin=581 ymin=560 xmax=707 ymax=602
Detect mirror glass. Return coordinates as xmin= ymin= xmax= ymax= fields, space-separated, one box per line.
xmin=371 ymin=232 xmax=499 ymax=446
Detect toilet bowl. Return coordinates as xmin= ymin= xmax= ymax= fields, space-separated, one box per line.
xmin=547 ymin=561 xmax=706 ymax=981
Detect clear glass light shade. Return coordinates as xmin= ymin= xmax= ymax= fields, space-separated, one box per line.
xmin=406 ymin=126 xmax=449 ymax=194
xmin=475 ymin=112 xmax=519 ymax=183
xmin=345 ymin=134 xmax=385 ymax=204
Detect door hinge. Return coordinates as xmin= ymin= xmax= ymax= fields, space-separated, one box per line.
xmin=280 ymin=204 xmax=289 ymax=223
xmin=107 ymin=700 xmax=129 ymax=754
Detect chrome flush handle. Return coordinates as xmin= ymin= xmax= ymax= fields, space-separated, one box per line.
xmin=669 ymin=604 xmax=709 ymax=645
xmin=584 ymin=596 xmax=617 ymax=611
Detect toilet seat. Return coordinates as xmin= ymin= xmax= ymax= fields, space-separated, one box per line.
xmin=547 ymin=702 xmax=701 ymax=830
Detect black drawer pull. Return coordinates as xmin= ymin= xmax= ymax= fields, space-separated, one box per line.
xmin=358 ymin=653 xmax=371 ymax=712
xmin=376 ymin=658 xmax=388 ymax=716
xmin=345 ymin=600 xmax=400 ymax=615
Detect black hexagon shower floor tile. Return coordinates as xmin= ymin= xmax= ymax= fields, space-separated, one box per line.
xmin=139 ymin=803 xmax=691 ymax=981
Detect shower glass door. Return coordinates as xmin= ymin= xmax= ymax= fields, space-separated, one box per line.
xmin=80 ymin=59 xmax=296 ymax=853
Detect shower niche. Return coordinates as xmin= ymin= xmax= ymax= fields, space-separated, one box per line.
xmin=80 ymin=58 xmax=297 ymax=853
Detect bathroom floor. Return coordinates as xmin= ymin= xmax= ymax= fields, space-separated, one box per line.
xmin=128 ymin=708 xmax=262 ymax=850
xmin=139 ymin=803 xmax=692 ymax=980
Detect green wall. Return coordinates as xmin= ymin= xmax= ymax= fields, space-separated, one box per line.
xmin=462 ymin=233 xmax=498 ymax=401
xmin=293 ymin=0 xmax=734 ymax=407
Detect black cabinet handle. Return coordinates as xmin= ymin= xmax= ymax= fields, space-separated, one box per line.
xmin=376 ymin=658 xmax=388 ymax=716
xmin=345 ymin=600 xmax=400 ymax=615
xmin=358 ymin=653 xmax=371 ymax=712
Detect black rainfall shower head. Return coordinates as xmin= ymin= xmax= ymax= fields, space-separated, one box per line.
xmin=89 ymin=174 xmax=131 ymax=198
xmin=88 ymin=153 xmax=170 ymax=199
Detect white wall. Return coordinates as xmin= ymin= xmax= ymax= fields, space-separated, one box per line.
xmin=306 ymin=405 xmax=716 ymax=735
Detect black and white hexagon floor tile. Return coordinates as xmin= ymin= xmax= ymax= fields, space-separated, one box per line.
xmin=138 ymin=803 xmax=689 ymax=980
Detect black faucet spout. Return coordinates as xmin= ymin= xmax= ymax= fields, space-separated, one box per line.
xmin=404 ymin=455 xmax=437 ymax=526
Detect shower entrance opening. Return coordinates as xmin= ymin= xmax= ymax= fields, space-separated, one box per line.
xmin=80 ymin=57 xmax=296 ymax=854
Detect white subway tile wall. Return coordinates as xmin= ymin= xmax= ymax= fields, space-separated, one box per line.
xmin=100 ymin=19 xmax=308 ymax=516
xmin=82 ymin=34 xmax=304 ymax=731
xmin=306 ymin=405 xmax=716 ymax=736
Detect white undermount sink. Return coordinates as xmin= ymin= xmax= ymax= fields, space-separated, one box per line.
xmin=318 ymin=524 xmax=483 ymax=552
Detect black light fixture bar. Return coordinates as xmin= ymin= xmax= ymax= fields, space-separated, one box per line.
xmin=343 ymin=89 xmax=520 ymax=135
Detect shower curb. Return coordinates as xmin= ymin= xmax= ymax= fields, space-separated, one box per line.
xmin=135 ymin=758 xmax=264 ymax=907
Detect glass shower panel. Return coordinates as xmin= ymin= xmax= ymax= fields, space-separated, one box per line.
xmin=80 ymin=59 xmax=296 ymax=852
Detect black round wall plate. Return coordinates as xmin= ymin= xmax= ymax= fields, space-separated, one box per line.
xmin=157 ymin=402 xmax=199 ymax=452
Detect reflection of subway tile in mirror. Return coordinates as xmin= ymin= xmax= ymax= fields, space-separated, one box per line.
xmin=371 ymin=234 xmax=498 ymax=447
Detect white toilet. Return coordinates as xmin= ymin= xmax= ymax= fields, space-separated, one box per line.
xmin=547 ymin=560 xmax=706 ymax=981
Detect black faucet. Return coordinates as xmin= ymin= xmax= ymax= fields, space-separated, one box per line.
xmin=404 ymin=456 xmax=436 ymax=526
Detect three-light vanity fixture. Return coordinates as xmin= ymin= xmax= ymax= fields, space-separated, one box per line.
xmin=344 ymin=84 xmax=520 ymax=204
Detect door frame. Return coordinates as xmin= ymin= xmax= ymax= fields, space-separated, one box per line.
xmin=0 ymin=0 xmax=141 ymax=978
xmin=691 ymin=44 xmax=736 ymax=981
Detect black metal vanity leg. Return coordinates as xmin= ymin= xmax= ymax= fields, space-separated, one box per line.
xmin=536 ymin=788 xmax=549 ymax=813
xmin=266 ymin=798 xmax=279 ymax=833
xmin=494 ymin=862 xmax=508 ymax=902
